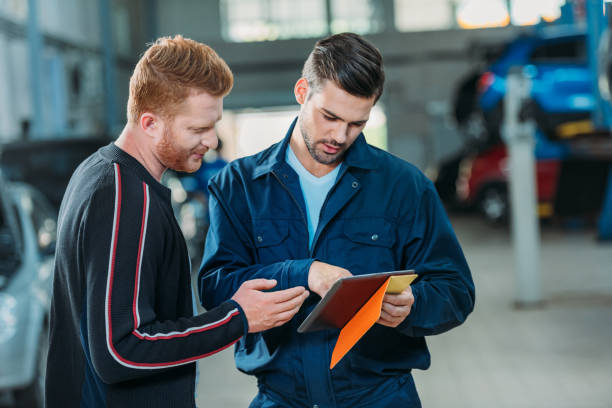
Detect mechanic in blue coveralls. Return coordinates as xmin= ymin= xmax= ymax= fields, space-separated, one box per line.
xmin=199 ymin=32 xmax=475 ymax=408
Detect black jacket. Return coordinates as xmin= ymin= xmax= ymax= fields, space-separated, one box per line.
xmin=46 ymin=143 xmax=246 ymax=407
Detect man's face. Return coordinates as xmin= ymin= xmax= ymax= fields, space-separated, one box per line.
xmin=155 ymin=91 xmax=222 ymax=173
xmin=298 ymin=80 xmax=376 ymax=166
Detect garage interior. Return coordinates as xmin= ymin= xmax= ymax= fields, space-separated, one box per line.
xmin=0 ymin=1 xmax=611 ymax=407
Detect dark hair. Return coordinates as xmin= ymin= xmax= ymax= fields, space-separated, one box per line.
xmin=302 ymin=32 xmax=385 ymax=103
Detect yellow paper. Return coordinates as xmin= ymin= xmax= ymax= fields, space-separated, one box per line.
xmin=385 ymin=274 xmax=418 ymax=294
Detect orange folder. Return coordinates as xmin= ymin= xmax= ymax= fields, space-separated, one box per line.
xmin=296 ymin=271 xmax=418 ymax=369
xmin=330 ymin=277 xmax=391 ymax=368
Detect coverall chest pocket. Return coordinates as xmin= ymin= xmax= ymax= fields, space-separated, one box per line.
xmin=328 ymin=218 xmax=397 ymax=274
xmin=253 ymin=219 xmax=289 ymax=263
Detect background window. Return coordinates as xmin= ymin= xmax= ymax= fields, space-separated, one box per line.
xmin=394 ymin=0 xmax=454 ymax=32
xmin=510 ymin=0 xmax=566 ymax=26
xmin=0 ymin=0 xmax=28 ymax=23
xmin=331 ymin=0 xmax=382 ymax=35
xmin=394 ymin=0 xmax=568 ymax=32
xmin=455 ymin=0 xmax=510 ymax=29
xmin=222 ymin=0 xmax=327 ymax=42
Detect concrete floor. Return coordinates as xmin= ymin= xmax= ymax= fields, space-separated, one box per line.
xmin=195 ymin=214 xmax=612 ymax=407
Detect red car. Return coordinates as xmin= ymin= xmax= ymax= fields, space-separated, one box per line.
xmin=456 ymin=144 xmax=561 ymax=222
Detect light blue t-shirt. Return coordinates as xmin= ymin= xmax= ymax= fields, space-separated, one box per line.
xmin=286 ymin=145 xmax=341 ymax=249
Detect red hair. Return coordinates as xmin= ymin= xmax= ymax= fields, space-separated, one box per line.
xmin=127 ymin=35 xmax=233 ymax=124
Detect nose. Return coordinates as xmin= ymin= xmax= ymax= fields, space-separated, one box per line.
xmin=202 ymin=128 xmax=219 ymax=151
xmin=331 ymin=122 xmax=348 ymax=145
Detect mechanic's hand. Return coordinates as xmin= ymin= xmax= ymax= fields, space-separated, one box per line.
xmin=377 ymin=286 xmax=415 ymax=328
xmin=307 ymin=261 xmax=352 ymax=298
xmin=231 ymin=279 xmax=309 ymax=333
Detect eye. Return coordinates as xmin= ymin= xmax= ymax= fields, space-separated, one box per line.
xmin=323 ymin=114 xmax=336 ymax=121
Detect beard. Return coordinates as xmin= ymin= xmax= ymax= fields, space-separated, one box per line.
xmin=156 ymin=126 xmax=205 ymax=173
xmin=300 ymin=118 xmax=346 ymax=165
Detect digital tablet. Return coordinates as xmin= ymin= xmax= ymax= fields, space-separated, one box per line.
xmin=297 ymin=270 xmax=417 ymax=333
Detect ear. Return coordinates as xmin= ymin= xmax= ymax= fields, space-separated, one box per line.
xmin=294 ymin=78 xmax=309 ymax=105
xmin=139 ymin=112 xmax=162 ymax=138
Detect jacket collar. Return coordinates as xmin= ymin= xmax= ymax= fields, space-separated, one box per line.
xmin=252 ymin=117 xmax=377 ymax=180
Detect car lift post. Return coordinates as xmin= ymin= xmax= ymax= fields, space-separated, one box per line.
xmin=590 ymin=0 xmax=612 ymax=240
xmin=503 ymin=68 xmax=542 ymax=308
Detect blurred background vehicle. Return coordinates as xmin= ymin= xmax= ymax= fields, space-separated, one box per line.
xmin=435 ymin=23 xmax=612 ymax=223
xmin=450 ymin=26 xmax=593 ymax=145
xmin=0 ymin=173 xmax=56 ymax=408
xmin=477 ymin=26 xmax=592 ymax=142
xmin=455 ymin=138 xmax=560 ymax=222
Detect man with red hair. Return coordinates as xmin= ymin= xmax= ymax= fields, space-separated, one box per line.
xmin=45 ymin=35 xmax=308 ymax=407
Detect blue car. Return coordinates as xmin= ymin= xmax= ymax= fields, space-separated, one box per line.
xmin=440 ymin=25 xmax=606 ymax=221
xmin=477 ymin=26 xmax=593 ymax=145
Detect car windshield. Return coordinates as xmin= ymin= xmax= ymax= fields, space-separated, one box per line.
xmin=529 ymin=37 xmax=586 ymax=64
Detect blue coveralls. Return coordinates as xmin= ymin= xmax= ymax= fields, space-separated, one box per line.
xmin=199 ymin=119 xmax=475 ymax=408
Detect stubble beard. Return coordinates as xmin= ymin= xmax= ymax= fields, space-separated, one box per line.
xmin=156 ymin=126 xmax=202 ymax=173
xmin=300 ymin=119 xmax=345 ymax=165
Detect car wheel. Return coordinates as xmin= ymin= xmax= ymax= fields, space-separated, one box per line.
xmin=480 ymin=186 xmax=508 ymax=223
xmin=14 ymin=324 xmax=47 ymax=408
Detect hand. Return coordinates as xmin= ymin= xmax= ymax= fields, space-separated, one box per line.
xmin=307 ymin=261 xmax=351 ymax=298
xmin=377 ymin=286 xmax=415 ymax=328
xmin=231 ymin=279 xmax=309 ymax=333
